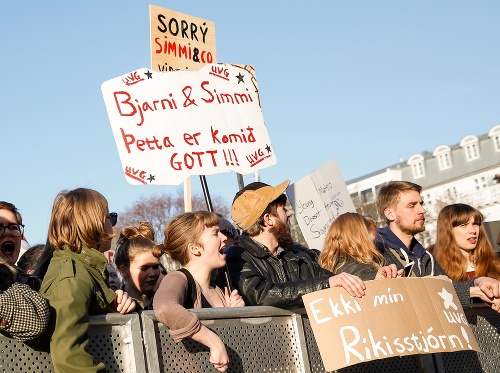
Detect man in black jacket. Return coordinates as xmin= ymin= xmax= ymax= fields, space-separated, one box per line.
xmin=375 ymin=181 xmax=500 ymax=311
xmin=220 ymin=180 xmax=366 ymax=309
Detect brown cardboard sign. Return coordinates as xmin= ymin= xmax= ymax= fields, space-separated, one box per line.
xmin=303 ymin=277 xmax=480 ymax=371
xmin=150 ymin=5 xmax=216 ymax=72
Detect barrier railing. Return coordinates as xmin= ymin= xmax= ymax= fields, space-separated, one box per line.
xmin=0 ymin=304 xmax=498 ymax=372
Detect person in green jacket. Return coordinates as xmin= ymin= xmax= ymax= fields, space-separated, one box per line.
xmin=40 ymin=188 xmax=136 ymax=373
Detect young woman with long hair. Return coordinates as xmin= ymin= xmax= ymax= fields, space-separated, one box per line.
xmin=435 ymin=203 xmax=500 ymax=282
xmin=319 ymin=212 xmax=402 ymax=280
xmin=40 ymin=188 xmax=136 ymax=373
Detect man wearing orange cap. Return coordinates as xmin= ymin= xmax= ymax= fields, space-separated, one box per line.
xmin=220 ymin=180 xmax=366 ymax=309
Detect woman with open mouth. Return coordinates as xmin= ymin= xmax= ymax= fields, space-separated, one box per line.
xmin=153 ymin=211 xmax=245 ymax=373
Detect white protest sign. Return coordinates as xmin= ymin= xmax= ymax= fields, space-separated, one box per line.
xmin=303 ymin=277 xmax=480 ymax=371
xmin=287 ymin=159 xmax=355 ymax=250
xmin=101 ymin=64 xmax=277 ymax=185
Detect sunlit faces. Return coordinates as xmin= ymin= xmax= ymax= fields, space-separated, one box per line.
xmin=390 ymin=190 xmax=426 ymax=236
xmin=453 ymin=217 xmax=480 ymax=254
xmin=106 ymin=264 xmax=122 ymax=291
xmin=275 ymin=205 xmax=291 ymax=226
xmin=125 ymin=252 xmax=161 ymax=294
xmin=197 ymin=226 xmax=226 ymax=269
xmin=0 ymin=209 xmax=22 ymax=266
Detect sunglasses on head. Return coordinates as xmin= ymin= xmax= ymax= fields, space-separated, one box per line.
xmin=220 ymin=228 xmax=238 ymax=239
xmin=108 ymin=212 xmax=118 ymax=227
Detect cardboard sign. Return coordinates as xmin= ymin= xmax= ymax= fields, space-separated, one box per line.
xmin=150 ymin=5 xmax=216 ymax=72
xmin=287 ymin=159 xmax=356 ymax=251
xmin=101 ymin=64 xmax=277 ymax=185
xmin=303 ymin=277 xmax=480 ymax=371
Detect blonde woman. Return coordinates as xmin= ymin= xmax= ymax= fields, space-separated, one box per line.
xmin=319 ymin=213 xmax=402 ymax=280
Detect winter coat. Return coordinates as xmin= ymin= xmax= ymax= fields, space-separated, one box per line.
xmin=221 ymin=234 xmax=332 ymax=309
xmin=41 ymin=245 xmax=117 ymax=373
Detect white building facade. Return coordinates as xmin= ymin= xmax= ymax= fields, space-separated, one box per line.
xmin=347 ymin=124 xmax=500 ymax=248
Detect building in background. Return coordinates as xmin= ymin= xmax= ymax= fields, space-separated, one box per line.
xmin=347 ymin=124 xmax=500 ymax=250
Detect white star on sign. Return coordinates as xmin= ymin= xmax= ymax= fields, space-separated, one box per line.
xmin=438 ymin=288 xmax=458 ymax=310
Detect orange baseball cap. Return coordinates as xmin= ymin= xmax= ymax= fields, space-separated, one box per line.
xmin=231 ymin=180 xmax=290 ymax=230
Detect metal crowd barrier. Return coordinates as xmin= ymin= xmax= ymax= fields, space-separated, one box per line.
xmin=0 ymin=304 xmax=498 ymax=372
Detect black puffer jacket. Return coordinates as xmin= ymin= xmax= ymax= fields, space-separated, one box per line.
xmin=220 ymin=234 xmax=332 ymax=309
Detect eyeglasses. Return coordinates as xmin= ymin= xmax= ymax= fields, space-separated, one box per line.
xmin=0 ymin=224 xmax=25 ymax=238
xmin=108 ymin=212 xmax=118 ymax=227
xmin=220 ymin=228 xmax=239 ymax=239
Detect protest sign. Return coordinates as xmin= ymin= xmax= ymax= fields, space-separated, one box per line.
xmin=101 ymin=64 xmax=277 ymax=185
xmin=150 ymin=5 xmax=216 ymax=72
xmin=303 ymin=277 xmax=480 ymax=371
xmin=287 ymin=159 xmax=356 ymax=251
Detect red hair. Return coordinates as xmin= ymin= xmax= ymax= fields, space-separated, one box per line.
xmin=435 ymin=204 xmax=500 ymax=281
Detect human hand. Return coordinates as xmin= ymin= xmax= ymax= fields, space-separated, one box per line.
xmin=225 ymin=287 xmax=245 ymax=308
xmin=209 ymin=337 xmax=229 ymax=372
xmin=114 ymin=290 xmax=136 ymax=314
xmin=474 ymin=277 xmax=500 ymax=299
xmin=328 ymin=272 xmax=366 ymax=297
xmin=375 ymin=264 xmax=403 ymax=279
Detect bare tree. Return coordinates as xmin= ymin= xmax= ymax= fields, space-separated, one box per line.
xmin=117 ymin=189 xmax=230 ymax=242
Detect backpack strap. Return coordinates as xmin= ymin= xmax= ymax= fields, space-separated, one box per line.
xmin=178 ymin=268 xmax=197 ymax=309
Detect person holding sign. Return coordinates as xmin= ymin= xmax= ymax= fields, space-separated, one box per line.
xmin=319 ymin=213 xmax=403 ymax=280
xmin=221 ymin=180 xmax=366 ymax=309
xmin=153 ymin=211 xmax=244 ymax=373
xmin=375 ymin=181 xmax=500 ymax=311
xmin=434 ymin=204 xmax=500 ymax=282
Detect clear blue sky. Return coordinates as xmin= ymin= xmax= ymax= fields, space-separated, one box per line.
xmin=2 ymin=1 xmax=499 ymax=245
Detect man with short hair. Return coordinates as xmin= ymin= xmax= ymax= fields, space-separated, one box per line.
xmin=220 ymin=180 xmax=366 ymax=309
xmin=376 ymin=181 xmax=500 ymax=311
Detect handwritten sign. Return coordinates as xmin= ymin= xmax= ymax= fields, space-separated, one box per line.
xmin=101 ymin=64 xmax=277 ymax=185
xmin=287 ymin=159 xmax=355 ymax=250
xmin=150 ymin=5 xmax=217 ymax=72
xmin=303 ymin=277 xmax=480 ymax=371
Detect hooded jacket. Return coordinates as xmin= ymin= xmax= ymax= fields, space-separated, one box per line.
xmin=376 ymin=226 xmax=474 ymax=309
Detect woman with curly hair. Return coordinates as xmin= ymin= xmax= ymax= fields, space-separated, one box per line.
xmin=435 ymin=203 xmax=500 ymax=282
xmin=319 ymin=212 xmax=402 ymax=280
xmin=115 ymin=222 xmax=161 ymax=310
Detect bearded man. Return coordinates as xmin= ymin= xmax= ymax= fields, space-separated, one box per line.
xmin=376 ymin=181 xmax=500 ymax=310
xmin=219 ymin=180 xmax=366 ymax=308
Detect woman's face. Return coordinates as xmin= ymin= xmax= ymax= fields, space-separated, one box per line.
xmin=106 ymin=264 xmax=121 ymax=291
xmin=452 ymin=217 xmax=480 ymax=253
xmin=197 ymin=225 xmax=226 ymax=270
xmin=126 ymin=252 xmax=161 ymax=294
xmin=0 ymin=209 xmax=22 ymax=266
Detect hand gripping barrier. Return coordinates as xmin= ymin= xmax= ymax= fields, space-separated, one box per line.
xmin=0 ymin=304 xmax=498 ymax=372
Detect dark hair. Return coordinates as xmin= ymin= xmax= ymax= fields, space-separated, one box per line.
xmin=115 ymin=222 xmax=156 ymax=269
xmin=0 ymin=201 xmax=22 ymax=225
xmin=17 ymin=244 xmax=45 ymax=273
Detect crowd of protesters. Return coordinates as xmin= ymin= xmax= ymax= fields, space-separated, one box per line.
xmin=1 ymin=180 xmax=499 ymax=372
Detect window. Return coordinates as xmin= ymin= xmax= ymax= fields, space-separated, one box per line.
xmin=433 ymin=145 xmax=452 ymax=170
xmin=474 ymin=177 xmax=487 ymax=191
xmin=408 ymin=154 xmax=425 ymax=179
xmin=460 ymin=135 xmax=480 ymax=161
xmin=361 ymin=188 xmax=374 ymax=204
xmin=488 ymin=125 xmax=500 ymax=152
